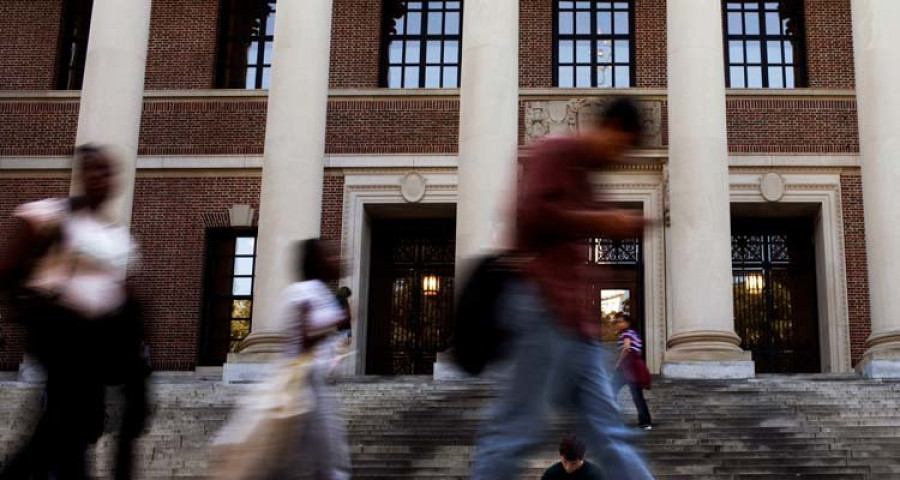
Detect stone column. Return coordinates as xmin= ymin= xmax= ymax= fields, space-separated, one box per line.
xmin=73 ymin=0 xmax=152 ymax=225
xmin=661 ymin=0 xmax=753 ymax=379
xmin=454 ymin=0 xmax=519 ymax=278
xmin=852 ymin=1 xmax=900 ymax=379
xmin=224 ymin=0 xmax=334 ymax=382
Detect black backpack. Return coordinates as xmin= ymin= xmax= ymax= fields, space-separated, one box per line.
xmin=453 ymin=254 xmax=519 ymax=375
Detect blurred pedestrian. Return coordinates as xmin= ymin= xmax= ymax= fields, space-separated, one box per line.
xmin=470 ymin=98 xmax=654 ymax=480
xmin=277 ymin=239 xmax=351 ymax=480
xmin=612 ymin=313 xmax=653 ymax=430
xmin=0 ymin=145 xmax=144 ymax=480
xmin=541 ymin=436 xmax=603 ymax=480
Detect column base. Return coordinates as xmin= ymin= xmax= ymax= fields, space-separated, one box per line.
xmin=855 ymin=332 xmax=900 ymax=379
xmin=222 ymin=329 xmax=287 ymax=384
xmin=662 ymin=330 xmax=755 ymax=380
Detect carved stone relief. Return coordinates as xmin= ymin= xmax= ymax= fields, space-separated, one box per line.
xmin=524 ymin=98 xmax=663 ymax=147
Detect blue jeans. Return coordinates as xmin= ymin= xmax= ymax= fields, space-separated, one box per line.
xmin=470 ymin=280 xmax=654 ymax=480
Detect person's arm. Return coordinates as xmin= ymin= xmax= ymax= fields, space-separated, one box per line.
xmin=614 ymin=337 xmax=632 ymax=371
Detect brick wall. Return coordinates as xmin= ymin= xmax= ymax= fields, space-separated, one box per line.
xmin=0 ymin=101 xmax=79 ymax=156
xmin=805 ymin=0 xmax=855 ymax=90
xmin=840 ymin=173 xmax=869 ymax=366
xmin=0 ymin=177 xmax=70 ymax=370
xmin=145 ymin=0 xmax=220 ymax=90
xmin=634 ymin=0 xmax=667 ymax=88
xmin=520 ymin=0 xmax=553 ymax=88
xmin=130 ymin=175 xmax=262 ymax=370
xmin=321 ymin=174 xmax=345 ymax=246
xmin=139 ymin=99 xmax=268 ymax=156
xmin=726 ymin=98 xmax=857 ymax=153
xmin=0 ymin=1 xmax=63 ymax=91
xmin=330 ymin=0 xmax=383 ymax=89
xmin=326 ymin=98 xmax=459 ymax=154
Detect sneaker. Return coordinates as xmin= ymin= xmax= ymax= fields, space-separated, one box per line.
xmin=640 ymin=425 xmax=653 ymax=431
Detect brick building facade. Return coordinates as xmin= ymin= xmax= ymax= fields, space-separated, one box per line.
xmin=0 ymin=0 xmax=883 ymax=378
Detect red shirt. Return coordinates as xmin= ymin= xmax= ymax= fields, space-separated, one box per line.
xmin=516 ymin=136 xmax=603 ymax=339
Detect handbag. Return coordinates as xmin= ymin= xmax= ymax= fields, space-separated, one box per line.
xmin=209 ymin=354 xmax=317 ymax=480
xmin=624 ymin=354 xmax=652 ymax=390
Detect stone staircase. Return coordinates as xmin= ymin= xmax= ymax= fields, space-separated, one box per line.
xmin=2 ymin=375 xmax=900 ymax=479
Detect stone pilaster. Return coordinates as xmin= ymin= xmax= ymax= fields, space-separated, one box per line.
xmin=72 ymin=0 xmax=152 ymax=225
xmin=851 ymin=0 xmax=900 ymax=379
xmin=224 ymin=0 xmax=334 ymax=383
xmin=661 ymin=0 xmax=753 ymax=379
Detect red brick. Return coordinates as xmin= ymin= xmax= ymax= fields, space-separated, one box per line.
xmin=0 ymin=1 xmax=63 ymax=91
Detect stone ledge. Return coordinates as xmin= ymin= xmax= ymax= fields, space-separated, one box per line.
xmin=661 ymin=360 xmax=756 ymax=380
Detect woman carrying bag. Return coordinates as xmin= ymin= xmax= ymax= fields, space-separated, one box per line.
xmin=612 ymin=313 xmax=653 ymax=431
xmin=211 ymin=238 xmax=351 ymax=480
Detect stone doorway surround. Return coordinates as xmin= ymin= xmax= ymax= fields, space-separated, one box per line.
xmin=340 ymin=165 xmax=458 ymax=375
xmin=729 ymin=168 xmax=853 ymax=373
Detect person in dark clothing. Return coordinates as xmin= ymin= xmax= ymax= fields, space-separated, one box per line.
xmin=0 ymin=145 xmax=148 ymax=480
xmin=541 ymin=436 xmax=604 ymax=480
xmin=612 ymin=314 xmax=653 ymax=430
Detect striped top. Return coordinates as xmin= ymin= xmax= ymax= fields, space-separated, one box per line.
xmin=617 ymin=329 xmax=643 ymax=355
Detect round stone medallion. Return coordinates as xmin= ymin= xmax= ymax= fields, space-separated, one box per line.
xmin=400 ymin=172 xmax=427 ymax=203
xmin=760 ymin=173 xmax=786 ymax=202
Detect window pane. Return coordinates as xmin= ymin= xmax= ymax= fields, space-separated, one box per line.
xmin=727 ymin=12 xmax=744 ymax=35
xmin=747 ymin=66 xmax=763 ymax=87
xmin=261 ymin=68 xmax=271 ymax=89
xmin=404 ymin=66 xmax=420 ymax=87
xmin=784 ymin=41 xmax=794 ymax=63
xmin=232 ymin=299 xmax=252 ymax=319
xmin=559 ymin=67 xmax=574 ymax=87
xmin=765 ymin=11 xmax=781 ymax=35
xmin=234 ymin=257 xmax=254 ymax=276
xmin=745 ymin=1 xmax=759 ymax=10
xmin=245 ymin=67 xmax=257 ymax=89
xmin=729 ymin=40 xmax=745 ymax=63
xmin=442 ymin=66 xmax=459 ymax=87
xmin=265 ymin=10 xmax=276 ymax=34
xmin=445 ymin=12 xmax=460 ymax=35
xmin=395 ymin=16 xmax=406 ymax=34
xmin=767 ymin=41 xmax=782 ymax=64
xmin=444 ymin=40 xmax=459 ymax=63
xmin=727 ymin=2 xmax=741 ymax=9
xmin=613 ymin=12 xmax=629 ymax=34
xmin=388 ymin=66 xmax=403 ymax=87
xmin=575 ymin=12 xmax=591 ymax=34
xmin=598 ymin=12 xmax=612 ymax=35
xmin=597 ymin=40 xmax=612 ymax=64
xmin=389 ymin=41 xmax=403 ymax=63
xmin=614 ymin=40 xmax=629 ymax=63
xmin=576 ymin=40 xmax=591 ymax=63
xmin=407 ymin=12 xmax=422 ymax=34
xmin=576 ymin=66 xmax=591 ymax=87
xmin=768 ymin=66 xmax=784 ymax=88
xmin=730 ymin=66 xmax=746 ymax=88
xmin=447 ymin=1 xmax=461 ymax=8
xmin=405 ymin=41 xmax=421 ymax=63
xmin=233 ymin=277 xmax=253 ymax=296
xmin=560 ymin=12 xmax=574 ymax=35
xmin=426 ymin=41 xmax=442 ymax=63
xmin=614 ymin=66 xmax=630 ymax=87
xmin=746 ymin=40 xmax=761 ymax=63
xmin=785 ymin=67 xmax=795 ymax=88
xmin=247 ymin=42 xmax=259 ymax=64
xmin=597 ymin=65 xmax=613 ymax=87
xmin=263 ymin=42 xmax=273 ymax=64
xmin=744 ymin=12 xmax=760 ymax=35
xmin=559 ymin=40 xmax=574 ymax=63
xmin=425 ymin=66 xmax=441 ymax=87
xmin=429 ymin=1 xmax=443 ymax=8
xmin=234 ymin=237 xmax=256 ymax=255
xmin=230 ymin=319 xmax=251 ymax=342
xmin=560 ymin=1 xmax=574 ymax=8
xmin=427 ymin=12 xmax=443 ymax=34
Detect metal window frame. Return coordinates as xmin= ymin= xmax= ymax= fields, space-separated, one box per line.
xmin=215 ymin=0 xmax=276 ymax=89
xmin=56 ymin=0 xmax=93 ymax=90
xmin=379 ymin=1 xmax=464 ymax=89
xmin=552 ymin=0 xmax=636 ymax=88
xmin=722 ymin=0 xmax=809 ymax=89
